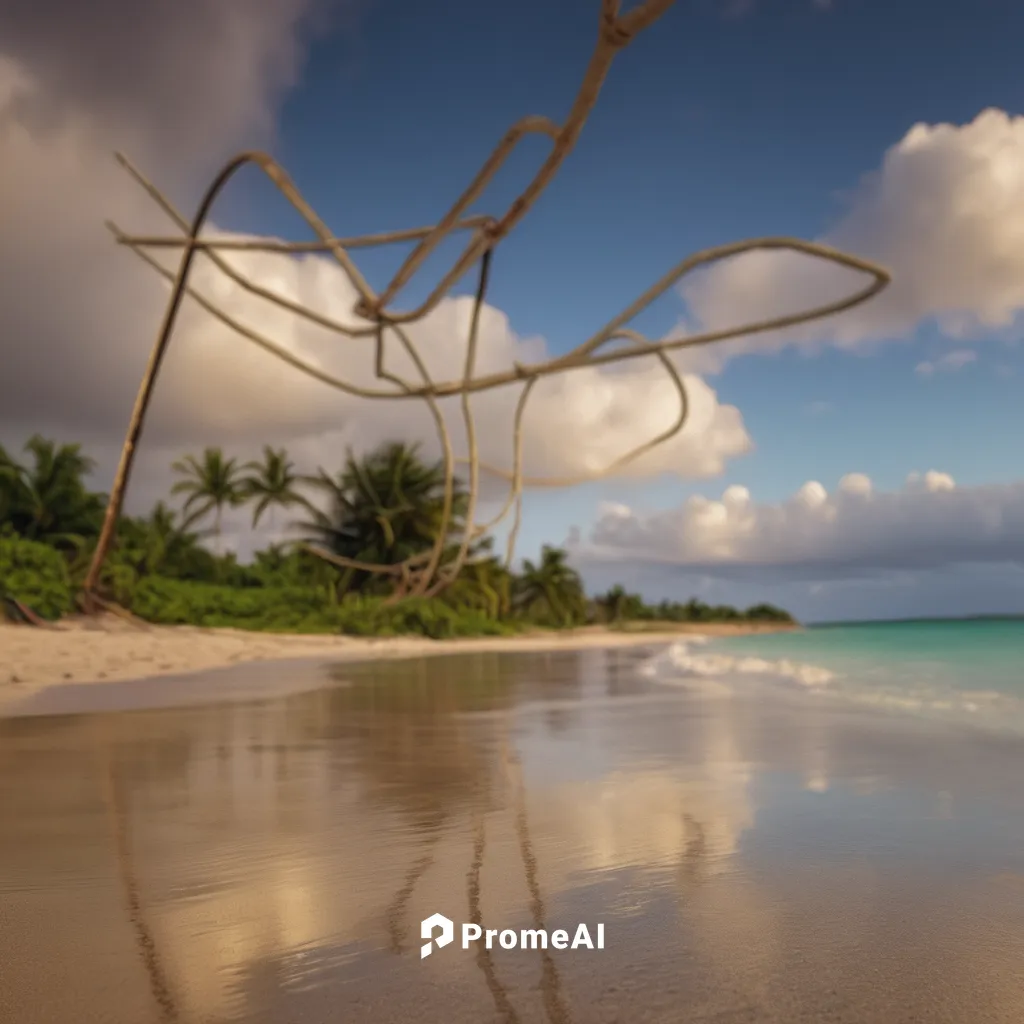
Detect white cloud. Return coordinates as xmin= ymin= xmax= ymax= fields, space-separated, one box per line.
xmin=0 ymin=0 xmax=751 ymax=523
xmin=676 ymin=109 xmax=1024 ymax=371
xmin=915 ymin=348 xmax=977 ymax=376
xmin=570 ymin=471 xmax=1024 ymax=581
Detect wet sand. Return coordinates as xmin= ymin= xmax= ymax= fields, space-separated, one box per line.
xmin=2 ymin=647 xmax=1024 ymax=1022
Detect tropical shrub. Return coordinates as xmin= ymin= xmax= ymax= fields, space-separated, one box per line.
xmin=128 ymin=578 xmax=341 ymax=632
xmin=126 ymin=578 xmax=516 ymax=637
xmin=333 ymin=594 xmax=515 ymax=639
xmin=0 ymin=536 xmax=75 ymax=619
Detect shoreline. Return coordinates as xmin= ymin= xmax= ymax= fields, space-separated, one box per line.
xmin=0 ymin=617 xmax=796 ymax=714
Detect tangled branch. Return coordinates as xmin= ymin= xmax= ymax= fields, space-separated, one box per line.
xmin=81 ymin=0 xmax=890 ymax=607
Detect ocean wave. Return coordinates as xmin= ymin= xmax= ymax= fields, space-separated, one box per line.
xmin=639 ymin=638 xmax=835 ymax=689
xmin=637 ymin=627 xmax=1024 ymax=736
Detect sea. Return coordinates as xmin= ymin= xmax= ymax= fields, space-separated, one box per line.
xmin=639 ymin=617 xmax=1024 ymax=734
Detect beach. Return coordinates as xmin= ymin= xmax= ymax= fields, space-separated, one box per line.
xmin=2 ymin=640 xmax=1024 ymax=1023
xmin=0 ymin=615 xmax=793 ymax=712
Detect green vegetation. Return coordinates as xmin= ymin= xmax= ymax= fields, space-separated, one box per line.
xmin=0 ymin=535 xmax=75 ymax=620
xmin=0 ymin=435 xmax=795 ymax=634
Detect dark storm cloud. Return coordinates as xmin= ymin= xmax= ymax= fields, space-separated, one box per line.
xmin=0 ymin=0 xmax=319 ymax=159
xmin=0 ymin=0 xmax=326 ymax=442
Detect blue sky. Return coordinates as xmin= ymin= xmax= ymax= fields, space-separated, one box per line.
xmin=4 ymin=0 xmax=1024 ymax=620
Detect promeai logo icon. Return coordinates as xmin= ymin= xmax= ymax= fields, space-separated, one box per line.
xmin=421 ymin=913 xmax=455 ymax=958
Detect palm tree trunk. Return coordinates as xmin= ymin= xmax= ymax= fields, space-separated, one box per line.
xmin=80 ymin=155 xmax=253 ymax=612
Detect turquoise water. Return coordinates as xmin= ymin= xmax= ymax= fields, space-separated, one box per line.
xmin=647 ymin=618 xmax=1024 ymax=731
xmin=719 ymin=618 xmax=1024 ymax=694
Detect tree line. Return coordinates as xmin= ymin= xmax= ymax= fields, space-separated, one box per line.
xmin=0 ymin=435 xmax=794 ymax=635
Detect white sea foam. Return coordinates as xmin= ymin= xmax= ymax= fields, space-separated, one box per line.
xmin=639 ymin=639 xmax=835 ymax=690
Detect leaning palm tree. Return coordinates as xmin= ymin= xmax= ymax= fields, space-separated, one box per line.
xmin=170 ymin=447 xmax=243 ymax=554
xmin=239 ymin=445 xmax=306 ymax=530
xmin=515 ymin=545 xmax=586 ymax=627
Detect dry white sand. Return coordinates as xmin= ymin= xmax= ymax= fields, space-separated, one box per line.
xmin=0 ymin=616 xmax=794 ymax=710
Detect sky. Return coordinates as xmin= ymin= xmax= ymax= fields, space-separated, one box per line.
xmin=2 ymin=0 xmax=1024 ymax=621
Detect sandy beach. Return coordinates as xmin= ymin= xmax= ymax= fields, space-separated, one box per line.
xmin=0 ymin=616 xmax=793 ymax=708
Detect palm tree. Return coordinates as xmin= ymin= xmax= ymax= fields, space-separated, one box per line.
xmin=443 ymin=554 xmax=514 ymax=618
xmin=298 ymin=442 xmax=469 ymax=595
xmin=170 ymin=447 xmax=243 ymax=554
xmin=0 ymin=435 xmax=104 ymax=549
xmin=515 ymin=545 xmax=586 ymax=627
xmin=239 ymin=446 xmax=305 ymax=530
xmin=118 ymin=502 xmax=209 ymax=575
xmin=597 ymin=584 xmax=630 ymax=623
xmin=597 ymin=585 xmax=648 ymax=623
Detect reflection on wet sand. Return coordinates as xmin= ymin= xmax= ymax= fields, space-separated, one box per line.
xmin=99 ymin=735 xmax=180 ymax=1024
xmin=503 ymin=738 xmax=573 ymax=1024
xmin=468 ymin=811 xmax=521 ymax=1024
xmin=3 ymin=648 xmax=1024 ymax=1022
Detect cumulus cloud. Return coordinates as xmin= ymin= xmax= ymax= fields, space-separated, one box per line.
xmin=569 ymin=471 xmax=1024 ymax=581
xmin=0 ymin=0 xmax=750 ymax=528
xmin=676 ymin=108 xmax=1024 ymax=371
xmin=143 ymin=239 xmax=751 ymax=480
xmin=915 ymin=348 xmax=977 ymax=376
